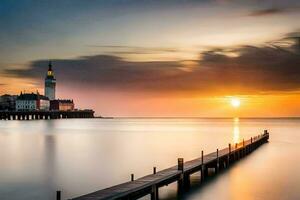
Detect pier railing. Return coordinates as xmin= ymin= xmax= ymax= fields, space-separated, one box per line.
xmin=57 ymin=130 xmax=269 ymax=200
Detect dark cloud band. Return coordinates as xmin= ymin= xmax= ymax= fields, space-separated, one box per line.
xmin=4 ymin=33 xmax=300 ymax=96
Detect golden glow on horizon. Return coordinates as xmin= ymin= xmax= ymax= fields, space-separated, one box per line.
xmin=3 ymin=80 xmax=300 ymax=117
xmin=231 ymin=97 xmax=241 ymax=108
xmin=0 ymin=77 xmax=40 ymax=94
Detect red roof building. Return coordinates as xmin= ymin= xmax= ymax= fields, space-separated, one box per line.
xmin=50 ymin=99 xmax=74 ymax=111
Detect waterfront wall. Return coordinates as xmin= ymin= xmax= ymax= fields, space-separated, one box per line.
xmin=0 ymin=110 xmax=94 ymax=120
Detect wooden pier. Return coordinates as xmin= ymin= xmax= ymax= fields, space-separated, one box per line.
xmin=0 ymin=110 xmax=94 ymax=120
xmin=65 ymin=130 xmax=269 ymax=200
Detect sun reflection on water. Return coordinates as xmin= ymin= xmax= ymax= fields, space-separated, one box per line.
xmin=233 ymin=117 xmax=240 ymax=144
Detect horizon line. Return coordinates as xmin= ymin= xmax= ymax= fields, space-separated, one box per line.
xmin=98 ymin=116 xmax=300 ymax=119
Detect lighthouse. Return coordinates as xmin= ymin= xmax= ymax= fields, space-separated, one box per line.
xmin=44 ymin=61 xmax=56 ymax=100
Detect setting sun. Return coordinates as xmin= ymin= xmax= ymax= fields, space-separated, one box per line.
xmin=231 ymin=98 xmax=241 ymax=108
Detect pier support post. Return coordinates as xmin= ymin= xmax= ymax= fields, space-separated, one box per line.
xmin=131 ymin=174 xmax=134 ymax=182
xmin=183 ymin=174 xmax=190 ymax=190
xmin=264 ymin=130 xmax=269 ymax=141
xmin=201 ymin=150 xmax=205 ymax=182
xmin=153 ymin=167 xmax=156 ymax=174
xmin=178 ymin=158 xmax=184 ymax=172
xmin=56 ymin=191 xmax=61 ymax=200
xmin=151 ymin=185 xmax=158 ymax=200
xmin=242 ymin=139 xmax=245 ymax=156
xmin=177 ymin=158 xmax=184 ymax=194
xmin=216 ymin=149 xmax=219 ymax=173
xmin=227 ymin=143 xmax=231 ymax=167
xmin=235 ymin=143 xmax=238 ymax=160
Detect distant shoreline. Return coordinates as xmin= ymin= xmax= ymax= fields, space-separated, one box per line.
xmin=94 ymin=116 xmax=300 ymax=119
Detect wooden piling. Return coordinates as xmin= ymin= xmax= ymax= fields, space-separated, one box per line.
xmin=227 ymin=143 xmax=231 ymax=167
xmin=153 ymin=167 xmax=156 ymax=174
xmin=201 ymin=151 xmax=205 ymax=181
xmin=177 ymin=158 xmax=184 ymax=194
xmin=242 ymin=139 xmax=245 ymax=156
xmin=183 ymin=174 xmax=191 ymax=190
xmin=131 ymin=174 xmax=134 ymax=181
xmin=235 ymin=143 xmax=238 ymax=160
xmin=216 ymin=148 xmax=219 ymax=173
xmin=178 ymin=158 xmax=184 ymax=172
xmin=151 ymin=185 xmax=158 ymax=200
xmin=56 ymin=190 xmax=61 ymax=200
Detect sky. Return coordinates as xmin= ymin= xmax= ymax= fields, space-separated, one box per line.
xmin=1 ymin=0 xmax=300 ymax=117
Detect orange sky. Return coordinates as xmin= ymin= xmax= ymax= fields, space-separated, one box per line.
xmin=1 ymin=1 xmax=300 ymax=117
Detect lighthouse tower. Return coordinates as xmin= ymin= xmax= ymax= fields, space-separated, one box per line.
xmin=44 ymin=61 xmax=56 ymax=100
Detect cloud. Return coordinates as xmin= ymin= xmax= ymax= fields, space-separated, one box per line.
xmin=248 ymin=5 xmax=300 ymax=17
xmin=248 ymin=8 xmax=286 ymax=16
xmin=4 ymin=33 xmax=300 ymax=96
xmin=198 ymin=43 xmax=300 ymax=93
xmin=87 ymin=45 xmax=180 ymax=55
xmin=4 ymin=55 xmax=186 ymax=92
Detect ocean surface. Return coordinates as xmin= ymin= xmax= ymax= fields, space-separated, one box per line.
xmin=0 ymin=118 xmax=300 ymax=200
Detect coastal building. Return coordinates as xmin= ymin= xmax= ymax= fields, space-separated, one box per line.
xmin=16 ymin=92 xmax=50 ymax=111
xmin=2 ymin=62 xmax=78 ymax=113
xmin=50 ymin=99 xmax=74 ymax=111
xmin=0 ymin=94 xmax=18 ymax=111
xmin=44 ymin=61 xmax=56 ymax=100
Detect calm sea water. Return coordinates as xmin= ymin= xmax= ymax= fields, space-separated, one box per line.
xmin=0 ymin=118 xmax=300 ymax=200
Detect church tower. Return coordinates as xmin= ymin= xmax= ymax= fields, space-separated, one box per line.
xmin=44 ymin=61 xmax=56 ymax=100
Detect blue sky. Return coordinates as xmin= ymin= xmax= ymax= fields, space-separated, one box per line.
xmin=1 ymin=0 xmax=299 ymax=63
